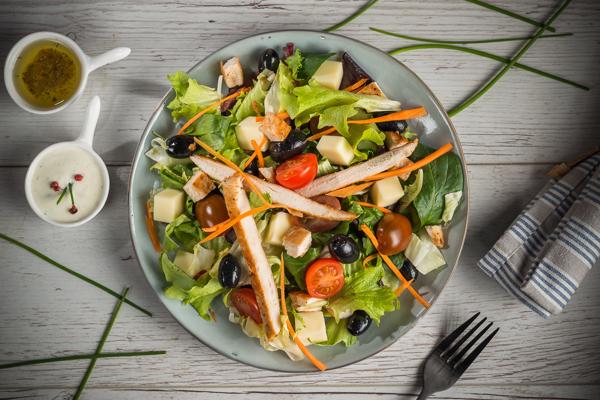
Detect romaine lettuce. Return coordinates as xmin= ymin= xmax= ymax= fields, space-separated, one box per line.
xmin=163 ymin=214 xmax=203 ymax=252
xmin=166 ymin=71 xmax=220 ymax=122
xmin=318 ymin=318 xmax=358 ymax=347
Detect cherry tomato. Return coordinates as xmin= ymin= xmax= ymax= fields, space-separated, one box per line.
xmin=300 ymin=195 xmax=341 ymax=233
xmin=376 ymin=213 xmax=413 ymax=255
xmin=195 ymin=193 xmax=228 ymax=229
xmin=305 ymin=258 xmax=345 ymax=299
xmin=275 ymin=153 xmax=318 ymax=189
xmin=230 ymin=288 xmax=262 ymax=324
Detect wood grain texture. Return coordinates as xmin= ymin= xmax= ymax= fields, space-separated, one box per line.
xmin=1 ymin=1 xmax=599 ymax=399
xmin=0 ymin=0 xmax=598 ymax=166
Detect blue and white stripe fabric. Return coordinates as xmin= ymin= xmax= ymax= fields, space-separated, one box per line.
xmin=478 ymin=154 xmax=600 ymax=318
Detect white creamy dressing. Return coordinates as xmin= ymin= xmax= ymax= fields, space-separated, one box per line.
xmin=30 ymin=145 xmax=104 ymax=223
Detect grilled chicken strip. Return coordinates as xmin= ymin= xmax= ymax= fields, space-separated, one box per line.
xmin=296 ymin=140 xmax=418 ymax=198
xmin=190 ymin=155 xmax=355 ymax=221
xmin=222 ymin=173 xmax=281 ymax=339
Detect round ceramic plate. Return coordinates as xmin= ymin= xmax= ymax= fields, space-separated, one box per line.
xmin=129 ymin=30 xmax=469 ymax=372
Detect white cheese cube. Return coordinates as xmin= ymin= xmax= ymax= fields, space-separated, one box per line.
xmin=311 ymin=60 xmax=343 ymax=90
xmin=295 ymin=311 xmax=327 ymax=345
xmin=316 ymin=136 xmax=354 ymax=166
xmin=370 ymin=176 xmax=404 ymax=207
xmin=153 ymin=189 xmax=185 ymax=223
xmin=264 ymin=212 xmax=294 ymax=246
xmin=183 ymin=170 xmax=215 ymax=202
xmin=174 ymin=250 xmax=203 ymax=278
xmin=235 ymin=117 xmax=269 ymax=151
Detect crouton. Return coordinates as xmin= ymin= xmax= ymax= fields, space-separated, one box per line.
xmin=220 ymin=57 xmax=244 ymax=88
xmin=425 ymin=225 xmax=446 ymax=248
xmin=357 ymin=81 xmax=386 ymax=97
xmin=183 ymin=170 xmax=215 ymax=202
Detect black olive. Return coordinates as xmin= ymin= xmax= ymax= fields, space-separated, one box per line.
xmin=166 ymin=135 xmax=195 ymax=158
xmin=269 ymin=129 xmax=307 ymax=163
xmin=243 ymin=157 xmax=259 ymax=176
xmin=328 ymin=234 xmax=360 ymax=264
xmin=400 ymin=259 xmax=419 ymax=282
xmin=258 ymin=48 xmax=280 ymax=72
xmin=225 ymin=228 xmax=237 ymax=244
xmin=218 ymin=254 xmax=241 ymax=288
xmin=347 ymin=310 xmax=372 ymax=336
xmin=372 ymin=112 xmax=408 ymax=133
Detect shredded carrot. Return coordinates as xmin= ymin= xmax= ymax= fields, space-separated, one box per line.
xmin=145 ymin=200 xmax=161 ymax=252
xmin=360 ymin=224 xmax=431 ymax=309
xmin=255 ymin=112 xmax=289 ymax=122
xmin=177 ymin=88 xmax=248 ymax=135
xmin=343 ymin=78 xmax=368 ymax=92
xmin=279 ymin=254 xmax=327 ymax=371
xmin=326 ymin=182 xmax=374 ymax=197
xmin=348 ymin=107 xmax=427 ymax=126
xmin=242 ymin=136 xmax=267 ymax=170
xmin=394 ymin=278 xmax=414 ymax=297
xmin=193 ymin=137 xmax=269 ymax=205
xmin=251 ymin=139 xmax=265 ymax=168
xmin=354 ymin=201 xmax=392 ymax=214
xmin=307 ymin=126 xmax=337 ymax=142
xmin=362 ymin=253 xmax=378 ymax=269
xmin=200 ymin=203 xmax=274 ymax=243
xmin=365 ymin=143 xmax=453 ymax=182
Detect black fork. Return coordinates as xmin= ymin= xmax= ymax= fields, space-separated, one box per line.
xmin=417 ymin=313 xmax=499 ymax=399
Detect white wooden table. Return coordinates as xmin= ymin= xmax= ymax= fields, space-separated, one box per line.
xmin=1 ymin=1 xmax=599 ymax=399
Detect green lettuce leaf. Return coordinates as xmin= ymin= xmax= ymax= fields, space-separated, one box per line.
xmin=317 ymin=104 xmax=358 ymax=137
xmin=318 ymin=318 xmax=358 ymax=347
xmin=234 ymin=69 xmax=273 ymax=122
xmin=283 ymin=246 xmax=322 ymax=290
xmin=327 ymin=265 xmax=398 ymax=324
xmin=292 ymin=82 xmax=357 ymax=125
xmin=442 ymin=191 xmax=463 ymax=223
xmin=355 ymin=94 xmax=402 ymax=112
xmin=276 ymin=62 xmax=299 ymax=117
xmin=185 ymin=276 xmax=226 ymax=320
xmin=187 ymin=113 xmax=232 ymax=150
xmin=347 ymin=124 xmax=385 ymax=163
xmin=411 ymin=145 xmax=464 ymax=228
xmin=298 ymin=52 xmax=335 ymax=80
xmin=317 ymin=158 xmax=338 ymax=177
xmin=398 ymin=169 xmax=424 ymax=211
xmin=311 ymin=221 xmax=350 ymax=247
xmin=151 ymin=163 xmax=194 ymax=190
xmin=166 ymin=71 xmax=220 ymax=122
xmin=160 ymin=252 xmax=196 ymax=291
xmin=286 ymin=48 xmax=303 ymax=80
xmin=163 ymin=214 xmax=203 ymax=252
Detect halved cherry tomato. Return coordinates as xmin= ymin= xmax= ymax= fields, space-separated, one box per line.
xmin=305 ymin=258 xmax=345 ymax=299
xmin=275 ymin=153 xmax=318 ymax=189
xmin=230 ymin=288 xmax=262 ymax=324
xmin=376 ymin=213 xmax=413 ymax=255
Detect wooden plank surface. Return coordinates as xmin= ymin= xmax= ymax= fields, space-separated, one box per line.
xmin=0 ymin=1 xmax=599 ymax=399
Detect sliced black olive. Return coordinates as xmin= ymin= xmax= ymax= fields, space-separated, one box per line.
xmin=372 ymin=112 xmax=408 ymax=133
xmin=165 ymin=135 xmax=195 ymax=158
xmin=328 ymin=234 xmax=360 ymax=264
xmin=243 ymin=157 xmax=259 ymax=176
xmin=269 ymin=129 xmax=307 ymax=163
xmin=225 ymin=228 xmax=237 ymax=244
xmin=258 ymin=48 xmax=280 ymax=72
xmin=340 ymin=52 xmax=372 ymax=90
xmin=347 ymin=310 xmax=372 ymax=336
xmin=400 ymin=259 xmax=419 ymax=282
xmin=218 ymin=254 xmax=241 ymax=288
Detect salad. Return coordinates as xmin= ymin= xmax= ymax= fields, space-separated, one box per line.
xmin=144 ymin=43 xmax=464 ymax=370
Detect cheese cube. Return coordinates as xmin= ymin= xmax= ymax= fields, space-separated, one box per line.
xmin=370 ymin=176 xmax=404 ymax=207
xmin=235 ymin=117 xmax=269 ymax=151
xmin=183 ymin=170 xmax=215 ymax=202
xmin=316 ymin=136 xmax=354 ymax=166
xmin=174 ymin=250 xmax=203 ymax=278
xmin=153 ymin=189 xmax=185 ymax=223
xmin=295 ymin=311 xmax=327 ymax=345
xmin=264 ymin=212 xmax=294 ymax=246
xmin=312 ymin=60 xmax=343 ymax=90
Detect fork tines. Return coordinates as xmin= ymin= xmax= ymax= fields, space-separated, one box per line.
xmin=435 ymin=312 xmax=499 ymax=373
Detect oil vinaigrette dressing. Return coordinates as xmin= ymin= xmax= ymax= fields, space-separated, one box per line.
xmin=13 ymin=40 xmax=81 ymax=108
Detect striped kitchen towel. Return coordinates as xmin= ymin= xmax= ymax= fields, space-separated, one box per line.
xmin=478 ymin=153 xmax=600 ymax=317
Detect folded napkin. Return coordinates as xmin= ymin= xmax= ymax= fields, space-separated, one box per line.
xmin=478 ymin=154 xmax=600 ymax=317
